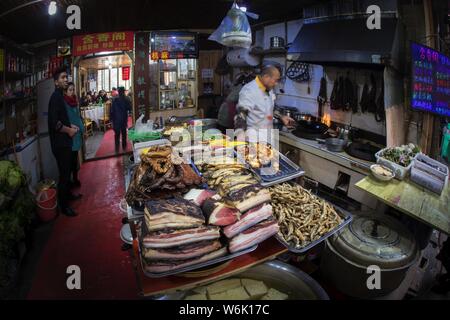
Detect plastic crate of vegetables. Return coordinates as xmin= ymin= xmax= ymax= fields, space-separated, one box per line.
xmin=375 ymin=143 xmax=421 ymax=180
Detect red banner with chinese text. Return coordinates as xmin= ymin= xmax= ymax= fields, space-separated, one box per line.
xmin=122 ymin=66 xmax=130 ymax=80
xmin=72 ymin=31 xmax=134 ymax=56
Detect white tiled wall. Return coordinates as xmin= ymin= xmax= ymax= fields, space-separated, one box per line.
xmin=258 ymin=19 xmax=386 ymax=136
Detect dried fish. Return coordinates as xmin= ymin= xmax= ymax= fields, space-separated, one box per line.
xmin=269 ymin=183 xmax=342 ymax=249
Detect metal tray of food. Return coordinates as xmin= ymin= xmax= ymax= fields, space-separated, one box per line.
xmin=275 ymin=205 xmax=352 ymax=254
xmin=236 ymin=150 xmax=305 ymax=187
xmin=138 ymin=241 xmax=258 ymax=278
xmin=137 ymin=213 xmax=258 ymax=278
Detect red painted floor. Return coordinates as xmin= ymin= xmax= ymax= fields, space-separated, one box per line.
xmin=27 ymin=156 xmax=139 ymax=300
xmin=95 ymin=117 xmax=133 ymax=158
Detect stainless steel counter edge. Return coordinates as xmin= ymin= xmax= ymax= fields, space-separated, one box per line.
xmin=279 ymin=131 xmax=372 ymax=175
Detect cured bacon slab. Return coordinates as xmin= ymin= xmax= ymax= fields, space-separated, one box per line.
xmin=183 ymin=189 xmax=216 ymax=207
xmin=144 ymin=198 xmax=205 ymax=232
xmin=145 ymin=247 xmax=228 ymax=273
xmin=143 ymin=240 xmax=222 ymax=261
xmin=227 ymin=185 xmax=271 ymax=213
xmin=223 ymin=204 xmax=273 ymax=239
xmin=142 ymin=226 xmax=220 ymax=249
xmin=202 ymin=195 xmax=240 ymax=226
xmin=229 ymin=219 xmax=279 ymax=253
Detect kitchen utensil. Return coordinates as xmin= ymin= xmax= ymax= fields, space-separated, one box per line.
xmin=270 ymin=36 xmax=285 ymax=49
xmin=321 ymin=213 xmax=418 ymax=298
xmin=316 ymin=138 xmax=348 ymax=152
xmin=317 ymin=76 xmax=327 ymax=118
xmin=296 ymin=119 xmax=329 ymax=134
xmin=286 ymin=61 xmax=310 ymax=82
xmin=370 ymin=164 xmax=395 ymax=182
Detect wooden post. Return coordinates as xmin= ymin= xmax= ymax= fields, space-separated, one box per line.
xmin=420 ymin=0 xmax=435 ymax=155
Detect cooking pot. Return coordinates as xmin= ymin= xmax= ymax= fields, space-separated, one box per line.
xmin=320 ymin=213 xmax=418 ymax=298
xmin=317 ymin=138 xmax=348 ymax=152
xmin=270 ymin=36 xmax=285 ymax=49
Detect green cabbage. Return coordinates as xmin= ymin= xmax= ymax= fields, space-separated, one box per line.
xmin=7 ymin=168 xmax=23 ymax=189
xmin=0 ymin=161 xmax=14 ymax=181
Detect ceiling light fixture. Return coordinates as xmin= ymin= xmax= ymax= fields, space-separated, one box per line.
xmin=48 ymin=1 xmax=57 ymax=15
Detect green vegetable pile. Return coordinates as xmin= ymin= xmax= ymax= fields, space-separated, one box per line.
xmin=127 ymin=129 xmax=162 ymax=142
xmin=381 ymin=143 xmax=421 ymax=167
xmin=0 ymin=160 xmax=35 ymax=292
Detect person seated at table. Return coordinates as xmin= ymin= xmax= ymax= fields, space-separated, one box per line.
xmin=110 ymin=87 xmax=131 ymax=154
xmin=111 ymin=87 xmax=119 ymax=98
xmin=80 ymin=91 xmax=91 ymax=107
xmin=92 ymin=91 xmax=98 ymax=103
xmin=97 ymin=90 xmax=109 ymax=104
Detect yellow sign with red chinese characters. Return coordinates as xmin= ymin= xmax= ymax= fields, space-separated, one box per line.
xmin=72 ymin=31 xmax=134 ymax=56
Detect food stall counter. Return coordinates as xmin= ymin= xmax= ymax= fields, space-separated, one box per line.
xmin=356 ymin=176 xmax=450 ymax=235
xmin=131 ymin=237 xmax=287 ymax=297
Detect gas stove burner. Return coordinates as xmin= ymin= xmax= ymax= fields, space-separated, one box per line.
xmin=345 ymin=142 xmax=381 ymax=162
xmin=296 ymin=120 xmax=329 ymax=134
xmin=293 ymin=130 xmax=330 ymax=141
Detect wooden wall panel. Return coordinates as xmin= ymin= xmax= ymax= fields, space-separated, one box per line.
xmin=198 ymin=50 xmax=223 ymax=96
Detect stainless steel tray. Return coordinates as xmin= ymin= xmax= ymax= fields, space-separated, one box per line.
xmin=139 ymin=243 xmax=258 ymax=278
xmin=275 ymin=205 xmax=353 ymax=254
xmin=138 ymin=215 xmax=258 ymax=278
xmin=236 ymin=150 xmax=305 ymax=187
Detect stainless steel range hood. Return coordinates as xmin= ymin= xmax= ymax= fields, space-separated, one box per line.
xmin=288 ymin=15 xmax=404 ymax=71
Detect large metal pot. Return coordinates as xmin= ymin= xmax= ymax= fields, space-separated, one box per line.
xmin=155 ymin=260 xmax=329 ymax=300
xmin=320 ymin=213 xmax=418 ymax=299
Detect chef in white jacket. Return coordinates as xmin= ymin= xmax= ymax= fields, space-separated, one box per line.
xmin=234 ymin=65 xmax=295 ymax=144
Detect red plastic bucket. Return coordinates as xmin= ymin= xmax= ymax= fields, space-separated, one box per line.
xmin=36 ymin=188 xmax=58 ymax=222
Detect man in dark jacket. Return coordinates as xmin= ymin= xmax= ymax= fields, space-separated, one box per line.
xmin=110 ymin=87 xmax=131 ymax=153
xmin=48 ymin=67 xmax=81 ymax=217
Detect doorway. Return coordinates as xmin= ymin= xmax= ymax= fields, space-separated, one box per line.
xmin=75 ymin=53 xmax=133 ymax=160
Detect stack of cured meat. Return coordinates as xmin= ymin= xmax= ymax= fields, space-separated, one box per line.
xmin=141 ymin=198 xmax=227 ymax=273
xmin=201 ymin=183 xmax=279 ymax=253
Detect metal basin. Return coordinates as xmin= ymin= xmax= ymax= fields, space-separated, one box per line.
xmin=154 ymin=260 xmax=329 ymax=300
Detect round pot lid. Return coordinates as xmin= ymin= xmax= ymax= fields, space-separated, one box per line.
xmin=120 ymin=224 xmax=133 ymax=245
xmin=331 ymin=214 xmax=417 ymax=269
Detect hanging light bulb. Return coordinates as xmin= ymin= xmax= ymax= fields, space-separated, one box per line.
xmin=48 ymin=1 xmax=57 ymax=15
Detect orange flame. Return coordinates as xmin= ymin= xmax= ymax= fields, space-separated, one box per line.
xmin=321 ymin=113 xmax=331 ymax=127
